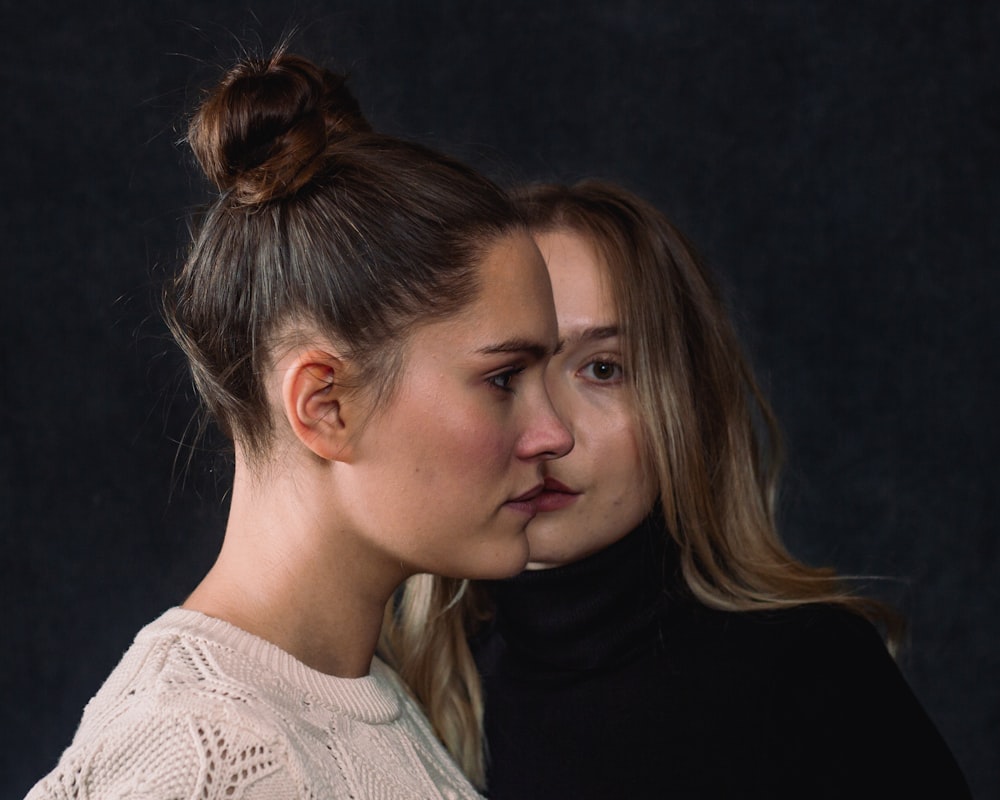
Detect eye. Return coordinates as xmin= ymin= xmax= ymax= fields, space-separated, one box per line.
xmin=488 ymin=367 xmax=525 ymax=392
xmin=580 ymin=359 xmax=622 ymax=383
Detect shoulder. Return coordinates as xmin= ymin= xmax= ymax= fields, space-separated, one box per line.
xmin=75 ymin=608 xmax=290 ymax=732
xmin=685 ymin=602 xmax=970 ymax=795
xmin=732 ymin=603 xmax=907 ymax=703
xmin=25 ymin=695 xmax=301 ymax=799
xmin=670 ymin=599 xmax=888 ymax=670
xmin=682 ymin=602 xmax=910 ymax=718
xmin=717 ymin=602 xmax=889 ymax=666
xmin=26 ymin=610 xmax=307 ymax=800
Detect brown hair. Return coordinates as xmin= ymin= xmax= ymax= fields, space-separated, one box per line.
xmin=380 ymin=179 xmax=901 ymax=788
xmin=164 ymin=51 xmax=523 ymax=457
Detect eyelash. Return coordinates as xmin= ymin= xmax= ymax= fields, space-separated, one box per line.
xmin=488 ymin=366 xmax=526 ymax=392
xmin=579 ymin=358 xmax=623 ymax=383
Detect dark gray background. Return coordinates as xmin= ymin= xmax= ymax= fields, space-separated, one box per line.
xmin=3 ymin=2 xmax=997 ymax=797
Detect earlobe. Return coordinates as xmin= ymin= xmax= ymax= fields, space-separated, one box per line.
xmin=282 ymin=351 xmax=354 ymax=462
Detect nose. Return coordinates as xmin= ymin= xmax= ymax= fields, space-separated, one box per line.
xmin=517 ymin=387 xmax=574 ymax=462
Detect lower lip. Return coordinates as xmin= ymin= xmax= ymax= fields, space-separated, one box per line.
xmin=504 ymin=499 xmax=540 ymax=516
xmin=534 ymin=491 xmax=579 ymax=513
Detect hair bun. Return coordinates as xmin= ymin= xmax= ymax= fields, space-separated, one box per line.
xmin=189 ymin=52 xmax=372 ymax=205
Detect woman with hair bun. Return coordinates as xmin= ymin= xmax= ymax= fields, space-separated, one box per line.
xmin=383 ymin=180 xmax=971 ymax=798
xmin=25 ymin=52 xmax=571 ymax=800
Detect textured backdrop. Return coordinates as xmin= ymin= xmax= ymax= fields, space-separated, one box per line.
xmin=3 ymin=2 xmax=997 ymax=797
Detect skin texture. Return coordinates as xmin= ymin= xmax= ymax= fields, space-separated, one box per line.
xmin=330 ymin=231 xmax=574 ymax=580
xmin=526 ymin=229 xmax=658 ymax=569
xmin=185 ymin=232 xmax=573 ymax=676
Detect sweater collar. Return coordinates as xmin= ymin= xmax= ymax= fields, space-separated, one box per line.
xmin=486 ymin=515 xmax=678 ymax=671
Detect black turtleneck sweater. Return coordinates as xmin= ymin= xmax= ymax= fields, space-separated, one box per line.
xmin=472 ymin=519 xmax=970 ymax=799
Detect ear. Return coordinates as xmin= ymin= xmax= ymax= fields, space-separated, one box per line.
xmin=281 ymin=350 xmax=355 ymax=462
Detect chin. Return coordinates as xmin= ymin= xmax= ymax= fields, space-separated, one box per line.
xmin=468 ymin=535 xmax=531 ymax=580
xmin=527 ymin=528 xmax=628 ymax=569
xmin=524 ymin=544 xmax=584 ymax=570
xmin=525 ymin=528 xmax=580 ymax=565
xmin=525 ymin=515 xmax=574 ymax=543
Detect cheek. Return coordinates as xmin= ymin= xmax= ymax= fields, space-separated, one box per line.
xmin=594 ymin=412 xmax=653 ymax=506
xmin=593 ymin=408 xmax=643 ymax=471
xmin=422 ymin=403 xmax=513 ymax=486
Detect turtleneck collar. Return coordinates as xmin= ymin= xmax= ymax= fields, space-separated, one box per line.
xmin=485 ymin=515 xmax=680 ymax=673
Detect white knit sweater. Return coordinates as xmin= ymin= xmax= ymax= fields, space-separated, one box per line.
xmin=25 ymin=608 xmax=482 ymax=799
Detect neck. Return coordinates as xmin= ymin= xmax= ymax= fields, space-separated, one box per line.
xmin=184 ymin=453 xmax=400 ymax=678
xmin=488 ymin=515 xmax=676 ymax=671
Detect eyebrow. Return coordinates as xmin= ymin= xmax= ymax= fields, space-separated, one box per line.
xmin=476 ymin=338 xmax=553 ymax=360
xmin=558 ymin=325 xmax=620 ymax=350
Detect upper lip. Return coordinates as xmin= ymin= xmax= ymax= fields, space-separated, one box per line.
xmin=542 ymin=476 xmax=578 ymax=494
xmin=509 ymin=483 xmax=545 ymax=502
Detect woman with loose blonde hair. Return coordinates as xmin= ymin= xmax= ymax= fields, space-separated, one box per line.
xmin=381 ymin=179 xmax=970 ymax=797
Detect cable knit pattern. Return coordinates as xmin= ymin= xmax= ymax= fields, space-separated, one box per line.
xmin=26 ymin=608 xmax=482 ymax=800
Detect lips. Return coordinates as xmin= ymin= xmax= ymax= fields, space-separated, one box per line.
xmin=504 ymin=483 xmax=545 ymax=516
xmin=542 ymin=477 xmax=575 ymax=494
xmin=535 ymin=476 xmax=580 ymax=513
xmin=509 ymin=483 xmax=544 ymax=503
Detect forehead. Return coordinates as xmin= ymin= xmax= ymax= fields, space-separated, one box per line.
xmin=533 ymin=229 xmax=616 ymax=329
xmin=410 ymin=231 xmax=558 ymax=355
xmin=472 ymin=231 xmax=551 ymax=305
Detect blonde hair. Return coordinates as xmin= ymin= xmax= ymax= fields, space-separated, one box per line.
xmin=379 ymin=179 xmax=901 ymax=788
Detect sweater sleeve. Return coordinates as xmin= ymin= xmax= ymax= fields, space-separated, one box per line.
xmin=24 ymin=705 xmax=301 ymax=800
xmin=775 ymin=607 xmax=971 ymax=798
